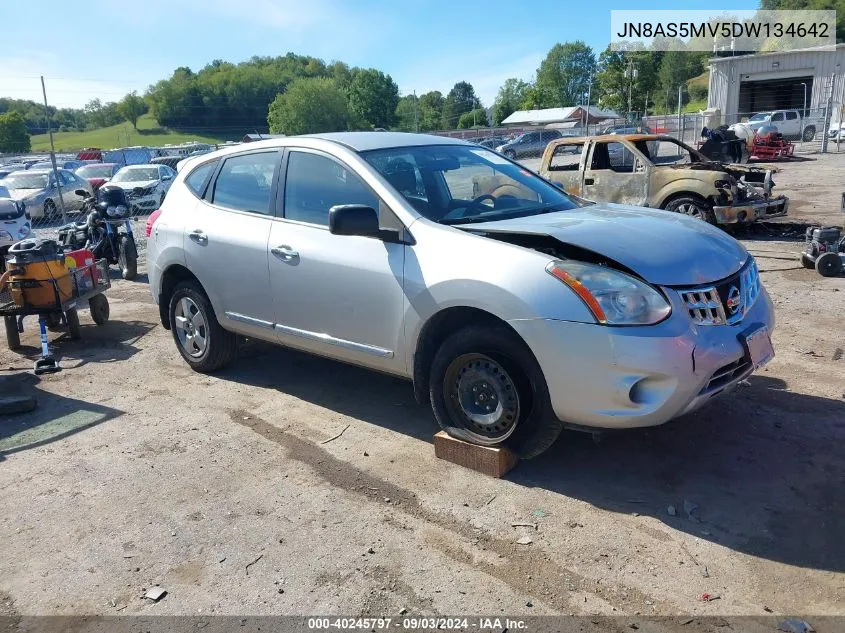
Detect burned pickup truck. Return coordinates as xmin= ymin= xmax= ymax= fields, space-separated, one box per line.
xmin=538 ymin=134 xmax=788 ymax=226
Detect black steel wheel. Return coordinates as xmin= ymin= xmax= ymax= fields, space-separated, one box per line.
xmin=816 ymin=251 xmax=842 ymax=277
xmin=89 ymin=294 xmax=109 ymax=325
xmin=65 ymin=308 xmax=81 ymax=340
xmin=800 ymin=253 xmax=816 ymax=269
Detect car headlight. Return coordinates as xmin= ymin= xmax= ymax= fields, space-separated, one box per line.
xmin=546 ymin=260 xmax=671 ymax=326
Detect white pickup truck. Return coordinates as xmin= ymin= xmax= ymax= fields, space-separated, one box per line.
xmin=741 ymin=110 xmax=818 ymax=142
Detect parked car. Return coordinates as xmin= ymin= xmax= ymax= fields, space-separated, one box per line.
xmin=539 ymin=134 xmax=788 ymax=225
xmin=738 ymin=110 xmax=817 ymax=142
xmin=109 ymin=164 xmax=176 ymax=212
xmin=474 ymin=135 xmax=509 ymax=150
xmin=496 ymin=129 xmax=563 ymax=159
xmin=0 ymin=186 xmax=32 ymax=254
xmin=150 ymin=156 xmax=183 ymax=170
xmin=75 ymin=162 xmax=121 ymax=191
xmin=29 ymin=159 xmax=85 ymax=171
xmin=0 ymin=166 xmax=18 ymax=180
xmin=0 ymin=169 xmax=93 ymax=219
xmin=147 ymin=132 xmax=775 ymax=459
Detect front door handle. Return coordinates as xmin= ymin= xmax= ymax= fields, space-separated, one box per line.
xmin=271 ymin=245 xmax=299 ymax=262
xmin=188 ymin=230 xmax=207 ymax=244
xmin=584 ymin=178 xmax=595 ymax=185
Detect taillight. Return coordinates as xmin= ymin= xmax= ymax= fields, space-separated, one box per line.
xmin=146 ymin=209 xmax=162 ymax=238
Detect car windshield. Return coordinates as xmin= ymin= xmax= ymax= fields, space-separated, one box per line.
xmin=112 ymin=167 xmax=159 ymax=182
xmin=362 ymin=144 xmax=580 ymax=225
xmin=749 ymin=113 xmax=770 ymax=122
xmin=1 ymin=173 xmax=48 ymax=189
xmin=77 ymin=164 xmax=115 ymax=178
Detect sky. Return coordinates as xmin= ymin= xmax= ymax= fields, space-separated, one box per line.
xmin=0 ymin=0 xmax=759 ymax=110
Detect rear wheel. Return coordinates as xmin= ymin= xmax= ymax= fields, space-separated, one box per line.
xmin=429 ymin=324 xmax=563 ymax=459
xmin=802 ymin=126 xmax=816 ymax=142
xmin=118 ymin=235 xmax=137 ymax=280
xmin=663 ymin=195 xmax=717 ymax=225
xmin=816 ymin=251 xmax=842 ymax=277
xmin=45 ymin=312 xmax=63 ymax=331
xmin=65 ymin=308 xmax=81 ymax=340
xmin=169 ymin=281 xmax=238 ymax=372
xmin=89 ymin=294 xmax=109 ymax=325
xmin=4 ymin=316 xmax=20 ymax=350
xmin=800 ymin=253 xmax=816 ymax=269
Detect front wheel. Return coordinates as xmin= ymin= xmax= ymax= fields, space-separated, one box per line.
xmin=169 ymin=281 xmax=238 ymax=373
xmin=89 ymin=294 xmax=109 ymax=325
xmin=65 ymin=308 xmax=81 ymax=340
xmin=43 ymin=199 xmax=57 ymax=221
xmin=663 ymin=195 xmax=717 ymax=225
xmin=4 ymin=316 xmax=20 ymax=350
xmin=800 ymin=253 xmax=816 ymax=269
xmin=429 ymin=324 xmax=563 ymax=459
xmin=503 ymin=149 xmax=516 ymax=160
xmin=816 ymin=251 xmax=842 ymax=277
xmin=118 ymin=235 xmax=137 ymax=280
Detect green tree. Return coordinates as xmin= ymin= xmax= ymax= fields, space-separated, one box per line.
xmin=657 ymin=46 xmax=707 ymax=112
xmin=267 ymin=77 xmax=350 ymax=135
xmin=535 ymin=41 xmax=597 ymax=108
xmin=418 ymin=91 xmax=444 ymax=131
xmin=347 ymin=69 xmax=399 ymax=128
xmin=117 ymin=91 xmax=148 ymax=129
xmin=0 ymin=111 xmax=31 ymax=152
xmin=492 ymin=78 xmax=529 ymax=125
xmin=760 ymin=0 xmax=845 ymax=41
xmin=595 ymin=48 xmax=662 ymax=115
xmin=394 ymin=94 xmax=419 ymax=131
xmin=457 ymin=107 xmax=488 ymax=129
xmin=441 ymin=81 xmax=480 ymax=129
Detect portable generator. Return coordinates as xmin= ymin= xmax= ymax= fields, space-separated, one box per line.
xmin=801 ymin=226 xmax=845 ymax=277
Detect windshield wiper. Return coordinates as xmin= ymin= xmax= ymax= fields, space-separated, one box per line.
xmin=441 ymin=204 xmax=567 ymax=226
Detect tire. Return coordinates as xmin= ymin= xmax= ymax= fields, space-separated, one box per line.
xmin=429 ymin=324 xmax=563 ymax=459
xmin=816 ymin=252 xmax=842 ymax=277
xmin=65 ymin=308 xmax=81 ymax=340
xmin=504 ymin=150 xmax=516 ymax=160
xmin=159 ymin=192 xmax=166 ymax=207
xmin=118 ymin=235 xmax=137 ymax=281
xmin=802 ymin=126 xmax=816 ymax=142
xmin=89 ymin=294 xmax=109 ymax=325
xmin=43 ymin=199 xmax=57 ymax=221
xmin=4 ymin=316 xmax=20 ymax=350
xmin=663 ymin=195 xmax=717 ymax=225
xmin=168 ymin=281 xmax=237 ymax=373
xmin=800 ymin=253 xmax=816 ymax=269
xmin=45 ymin=312 xmax=63 ymax=331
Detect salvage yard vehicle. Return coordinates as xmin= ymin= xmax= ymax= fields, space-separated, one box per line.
xmin=539 ymin=134 xmax=788 ymax=226
xmin=0 ymin=169 xmax=94 ymax=220
xmin=147 ymin=132 xmax=775 ymax=458
xmin=739 ymin=110 xmax=817 ymax=142
xmin=109 ymin=164 xmax=176 ymax=213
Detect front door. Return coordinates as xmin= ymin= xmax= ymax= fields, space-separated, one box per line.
xmin=582 ymin=140 xmax=649 ymax=206
xmin=269 ymin=149 xmax=406 ymax=374
xmin=183 ymin=150 xmax=281 ymax=339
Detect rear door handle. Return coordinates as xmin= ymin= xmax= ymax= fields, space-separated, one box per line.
xmin=271 ymin=245 xmax=299 ymax=261
xmin=188 ymin=230 xmax=207 ymax=244
xmin=584 ymin=178 xmax=595 ymax=185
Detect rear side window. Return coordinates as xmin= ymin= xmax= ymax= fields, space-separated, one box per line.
xmin=185 ymin=160 xmax=217 ymax=198
xmin=786 ymin=111 xmax=799 ymax=120
xmin=284 ymin=151 xmax=378 ymax=226
xmin=211 ymin=153 xmax=278 ymax=214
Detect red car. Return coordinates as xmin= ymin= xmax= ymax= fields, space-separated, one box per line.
xmin=75 ymin=162 xmax=121 ymax=191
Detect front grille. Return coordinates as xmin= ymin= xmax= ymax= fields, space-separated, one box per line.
xmin=128 ymin=187 xmax=154 ymax=199
xmin=678 ymin=259 xmax=760 ymax=326
xmin=700 ymin=357 xmax=752 ymax=394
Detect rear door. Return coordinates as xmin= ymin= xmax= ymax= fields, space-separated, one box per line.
xmin=183 ymin=150 xmax=281 ymax=339
xmin=582 ymin=140 xmax=649 ymax=205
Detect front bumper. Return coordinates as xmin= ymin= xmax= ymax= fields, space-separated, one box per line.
xmin=509 ymin=285 xmax=775 ymax=430
xmin=713 ymin=196 xmax=788 ymax=224
xmin=128 ymin=193 xmax=160 ymax=213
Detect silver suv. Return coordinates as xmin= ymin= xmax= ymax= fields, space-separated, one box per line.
xmin=147 ymin=132 xmax=775 ymax=458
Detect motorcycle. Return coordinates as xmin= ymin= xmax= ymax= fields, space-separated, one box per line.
xmin=58 ymin=185 xmax=138 ymax=281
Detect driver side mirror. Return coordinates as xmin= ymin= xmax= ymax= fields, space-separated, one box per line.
xmin=329 ymin=204 xmax=380 ymax=238
xmin=634 ymin=160 xmax=645 ymax=173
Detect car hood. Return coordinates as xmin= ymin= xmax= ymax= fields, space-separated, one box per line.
xmin=112 ymin=180 xmax=158 ymax=190
xmin=461 ymin=203 xmax=748 ymax=286
xmin=5 ymin=189 xmax=43 ymax=202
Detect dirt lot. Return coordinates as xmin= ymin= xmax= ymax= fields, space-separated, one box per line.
xmin=1 ymin=157 xmax=844 ymax=626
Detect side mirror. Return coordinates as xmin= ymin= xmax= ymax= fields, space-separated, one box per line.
xmin=162 ymin=174 xmax=173 ymax=181
xmin=328 ymin=204 xmax=380 ymax=238
xmin=75 ymin=189 xmax=89 ymax=197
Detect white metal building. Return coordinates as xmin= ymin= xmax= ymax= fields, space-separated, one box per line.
xmin=708 ymin=44 xmax=845 ymax=120
xmin=501 ymin=106 xmax=620 ymax=127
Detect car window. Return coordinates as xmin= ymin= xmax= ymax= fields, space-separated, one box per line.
xmin=211 ymin=153 xmax=277 ymax=214
xmin=58 ymin=171 xmax=75 ymax=186
xmin=786 ymin=111 xmax=799 ymax=120
xmin=590 ymin=142 xmax=636 ymax=172
xmin=548 ymin=143 xmax=585 ymax=171
xmin=771 ymin=112 xmax=785 ymax=121
xmin=185 ymin=160 xmax=217 ymax=198
xmin=284 ymin=151 xmax=378 ymax=226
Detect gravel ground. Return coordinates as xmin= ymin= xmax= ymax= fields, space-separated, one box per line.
xmin=3 ymin=156 xmax=844 ymax=626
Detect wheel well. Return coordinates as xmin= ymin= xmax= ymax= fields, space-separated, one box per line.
xmin=412 ymin=306 xmax=517 ymax=404
xmin=158 ymin=265 xmax=202 ymax=330
xmin=660 ymin=191 xmax=710 ymax=210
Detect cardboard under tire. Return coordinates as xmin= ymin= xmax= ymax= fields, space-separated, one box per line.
xmin=433 ymin=431 xmax=518 ymax=478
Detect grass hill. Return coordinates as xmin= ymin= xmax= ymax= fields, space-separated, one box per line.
xmin=29 ymin=114 xmax=237 ymax=152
